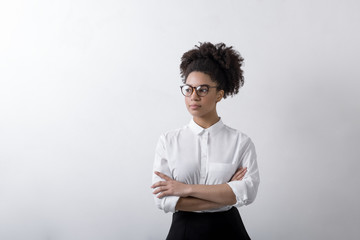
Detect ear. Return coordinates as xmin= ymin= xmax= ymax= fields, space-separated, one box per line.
xmin=216 ymin=90 xmax=224 ymax=103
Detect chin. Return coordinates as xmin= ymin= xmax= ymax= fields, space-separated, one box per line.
xmin=188 ymin=111 xmax=204 ymax=118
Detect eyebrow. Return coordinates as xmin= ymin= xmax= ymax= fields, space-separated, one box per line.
xmin=185 ymin=84 xmax=210 ymax=87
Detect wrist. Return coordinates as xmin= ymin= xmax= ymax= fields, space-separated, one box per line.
xmin=186 ymin=184 xmax=194 ymax=197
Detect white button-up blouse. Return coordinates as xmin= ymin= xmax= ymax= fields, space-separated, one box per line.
xmin=152 ymin=119 xmax=260 ymax=213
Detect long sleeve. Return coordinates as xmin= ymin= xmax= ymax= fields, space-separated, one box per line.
xmin=227 ymin=138 xmax=260 ymax=207
xmin=152 ymin=134 xmax=180 ymax=213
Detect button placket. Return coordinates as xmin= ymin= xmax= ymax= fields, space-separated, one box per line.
xmin=199 ymin=131 xmax=208 ymax=184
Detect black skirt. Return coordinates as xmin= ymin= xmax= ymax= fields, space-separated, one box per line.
xmin=166 ymin=207 xmax=251 ymax=240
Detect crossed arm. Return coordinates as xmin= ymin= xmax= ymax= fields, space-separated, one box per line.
xmin=151 ymin=168 xmax=247 ymax=211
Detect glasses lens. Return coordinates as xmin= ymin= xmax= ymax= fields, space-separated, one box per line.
xmin=196 ymin=85 xmax=209 ymax=97
xmin=181 ymin=85 xmax=193 ymax=96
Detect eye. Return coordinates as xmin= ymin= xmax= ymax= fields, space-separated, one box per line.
xmin=198 ymin=86 xmax=209 ymax=93
xmin=184 ymin=87 xmax=192 ymax=93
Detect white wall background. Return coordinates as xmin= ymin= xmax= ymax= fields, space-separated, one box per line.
xmin=1 ymin=0 xmax=359 ymax=239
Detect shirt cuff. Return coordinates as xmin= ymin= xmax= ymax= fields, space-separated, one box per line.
xmin=162 ymin=196 xmax=180 ymax=213
xmin=227 ymin=181 xmax=249 ymax=207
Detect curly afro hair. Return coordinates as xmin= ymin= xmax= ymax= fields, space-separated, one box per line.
xmin=180 ymin=42 xmax=244 ymax=99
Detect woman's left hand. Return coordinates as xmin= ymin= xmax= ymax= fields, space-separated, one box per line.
xmin=151 ymin=171 xmax=191 ymax=198
xmin=230 ymin=167 xmax=247 ymax=181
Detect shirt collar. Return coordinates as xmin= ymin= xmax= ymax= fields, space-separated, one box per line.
xmin=188 ymin=118 xmax=224 ymax=136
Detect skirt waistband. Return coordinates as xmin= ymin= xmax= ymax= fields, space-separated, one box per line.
xmin=175 ymin=206 xmax=237 ymax=217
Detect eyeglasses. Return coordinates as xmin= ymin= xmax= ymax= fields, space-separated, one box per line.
xmin=180 ymin=84 xmax=218 ymax=97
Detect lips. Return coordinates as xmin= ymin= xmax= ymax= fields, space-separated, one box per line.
xmin=189 ymin=104 xmax=201 ymax=110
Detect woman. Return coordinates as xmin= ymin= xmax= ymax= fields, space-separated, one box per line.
xmin=151 ymin=42 xmax=260 ymax=239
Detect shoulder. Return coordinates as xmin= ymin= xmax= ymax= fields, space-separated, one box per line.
xmin=222 ymin=123 xmax=254 ymax=148
xmin=223 ymin=124 xmax=251 ymax=140
xmin=158 ymin=124 xmax=190 ymax=142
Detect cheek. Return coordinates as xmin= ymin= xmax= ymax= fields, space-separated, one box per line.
xmin=184 ymin=97 xmax=190 ymax=106
xmin=203 ymin=97 xmax=216 ymax=107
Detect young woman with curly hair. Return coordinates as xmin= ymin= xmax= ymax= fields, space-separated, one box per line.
xmin=151 ymin=42 xmax=260 ymax=240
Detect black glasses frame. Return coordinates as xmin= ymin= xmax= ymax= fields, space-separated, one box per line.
xmin=180 ymin=84 xmax=218 ymax=97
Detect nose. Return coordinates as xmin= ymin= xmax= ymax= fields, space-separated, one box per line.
xmin=190 ymin=89 xmax=200 ymax=101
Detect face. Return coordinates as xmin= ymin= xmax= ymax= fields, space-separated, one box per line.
xmin=184 ymin=71 xmax=224 ymax=120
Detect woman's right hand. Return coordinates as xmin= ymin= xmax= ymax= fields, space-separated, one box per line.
xmin=230 ymin=167 xmax=247 ymax=181
xmin=151 ymin=171 xmax=191 ymax=198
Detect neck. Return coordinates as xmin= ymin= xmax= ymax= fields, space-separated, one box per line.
xmin=193 ymin=114 xmax=220 ymax=129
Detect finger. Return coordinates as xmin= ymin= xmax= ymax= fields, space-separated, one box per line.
xmin=238 ymin=167 xmax=247 ymax=174
xmin=232 ymin=168 xmax=245 ymax=179
xmin=238 ymin=167 xmax=247 ymax=173
xmin=233 ymin=168 xmax=247 ymax=180
xmin=153 ymin=186 xmax=167 ymax=195
xmin=157 ymin=191 xmax=169 ymax=199
xmin=237 ymin=168 xmax=247 ymax=179
xmin=155 ymin=171 xmax=172 ymax=181
xmin=239 ymin=172 xmax=246 ymax=180
xmin=155 ymin=171 xmax=172 ymax=180
xmin=238 ymin=167 xmax=247 ymax=176
xmin=235 ymin=167 xmax=246 ymax=174
xmin=151 ymin=181 xmax=165 ymax=189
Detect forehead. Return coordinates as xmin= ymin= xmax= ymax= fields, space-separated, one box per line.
xmin=185 ymin=71 xmax=215 ymax=86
